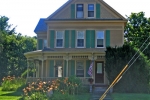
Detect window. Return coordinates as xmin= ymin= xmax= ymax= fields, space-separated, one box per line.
xmin=43 ymin=39 xmax=47 ymax=47
xmin=55 ymin=60 xmax=63 ymax=77
xmin=88 ymin=4 xmax=94 ymax=17
xmin=76 ymin=61 xmax=84 ymax=77
xmin=96 ymin=31 xmax=104 ymax=47
xmin=76 ymin=4 xmax=83 ymax=18
xmin=56 ymin=31 xmax=64 ymax=48
xmin=77 ymin=31 xmax=84 ymax=47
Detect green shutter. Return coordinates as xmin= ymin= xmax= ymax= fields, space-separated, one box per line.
xmin=50 ymin=30 xmax=55 ymax=48
xmin=65 ymin=30 xmax=69 ymax=48
xmin=70 ymin=60 xmax=75 ymax=76
xmin=106 ymin=30 xmax=110 ymax=47
xmin=91 ymin=30 xmax=95 ymax=48
xmin=86 ymin=30 xmax=91 ymax=48
xmin=38 ymin=39 xmax=43 ymax=50
xmin=96 ymin=4 xmax=100 ymax=19
xmin=64 ymin=60 xmax=67 ymax=77
xmin=49 ymin=60 xmax=54 ymax=77
xmin=71 ymin=4 xmax=75 ymax=19
xmin=71 ymin=30 xmax=75 ymax=48
xmin=86 ymin=60 xmax=91 ymax=77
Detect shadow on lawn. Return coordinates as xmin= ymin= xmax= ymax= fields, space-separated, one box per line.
xmin=0 ymin=85 xmax=24 ymax=96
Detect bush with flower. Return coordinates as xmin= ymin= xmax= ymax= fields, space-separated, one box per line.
xmin=22 ymin=76 xmax=84 ymax=100
xmin=1 ymin=75 xmax=26 ymax=91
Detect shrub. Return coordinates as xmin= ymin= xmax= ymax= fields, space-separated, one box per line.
xmin=22 ymin=76 xmax=84 ymax=100
xmin=105 ymin=45 xmax=150 ymax=93
xmin=1 ymin=76 xmax=26 ymax=91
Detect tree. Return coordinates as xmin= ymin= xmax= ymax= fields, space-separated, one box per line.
xmin=125 ymin=12 xmax=150 ymax=58
xmin=0 ymin=16 xmax=37 ymax=80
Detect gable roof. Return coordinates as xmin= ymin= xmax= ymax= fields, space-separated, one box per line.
xmin=46 ymin=0 xmax=71 ymax=20
xmin=34 ymin=18 xmax=47 ymax=33
xmin=46 ymin=0 xmax=127 ymax=21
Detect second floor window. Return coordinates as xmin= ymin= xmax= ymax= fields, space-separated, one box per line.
xmin=88 ymin=4 xmax=94 ymax=17
xmin=77 ymin=31 xmax=84 ymax=47
xmin=76 ymin=4 xmax=83 ymax=18
xmin=56 ymin=31 xmax=64 ymax=48
xmin=96 ymin=31 xmax=104 ymax=47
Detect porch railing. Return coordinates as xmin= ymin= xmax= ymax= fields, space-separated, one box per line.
xmin=27 ymin=77 xmax=90 ymax=84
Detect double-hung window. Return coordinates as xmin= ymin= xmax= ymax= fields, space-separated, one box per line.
xmin=43 ymin=39 xmax=47 ymax=47
xmin=77 ymin=31 xmax=84 ymax=48
xmin=56 ymin=31 xmax=64 ymax=48
xmin=88 ymin=4 xmax=94 ymax=17
xmin=96 ymin=31 xmax=104 ymax=47
xmin=55 ymin=60 xmax=63 ymax=77
xmin=76 ymin=4 xmax=83 ymax=18
xmin=76 ymin=61 xmax=84 ymax=77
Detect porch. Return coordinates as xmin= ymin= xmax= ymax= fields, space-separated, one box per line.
xmin=25 ymin=49 xmax=109 ymax=85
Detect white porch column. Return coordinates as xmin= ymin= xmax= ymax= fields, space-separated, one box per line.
xmin=41 ymin=59 xmax=44 ymax=80
xmin=63 ymin=54 xmax=72 ymax=77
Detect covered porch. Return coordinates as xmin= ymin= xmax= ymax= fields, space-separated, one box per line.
xmin=25 ymin=49 xmax=109 ymax=85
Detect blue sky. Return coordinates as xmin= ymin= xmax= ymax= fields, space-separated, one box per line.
xmin=0 ymin=0 xmax=150 ymax=37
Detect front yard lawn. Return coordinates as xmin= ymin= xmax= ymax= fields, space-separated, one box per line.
xmin=0 ymin=87 xmax=22 ymax=100
xmin=112 ymin=93 xmax=150 ymax=100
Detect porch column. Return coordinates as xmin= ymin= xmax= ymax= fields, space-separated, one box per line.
xmin=63 ymin=54 xmax=72 ymax=77
xmin=41 ymin=59 xmax=44 ymax=80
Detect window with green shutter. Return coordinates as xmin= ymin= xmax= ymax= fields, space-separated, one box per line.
xmin=71 ymin=4 xmax=75 ymax=19
xmin=71 ymin=30 xmax=75 ymax=48
xmin=49 ymin=60 xmax=54 ymax=77
xmin=96 ymin=4 xmax=100 ymax=19
xmin=38 ymin=39 xmax=43 ymax=50
xmin=50 ymin=30 xmax=55 ymax=48
xmin=106 ymin=30 xmax=110 ymax=47
xmin=86 ymin=30 xmax=91 ymax=48
xmin=91 ymin=30 xmax=95 ymax=48
xmin=65 ymin=30 xmax=69 ymax=48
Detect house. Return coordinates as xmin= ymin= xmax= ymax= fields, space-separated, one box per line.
xmin=24 ymin=0 xmax=127 ymax=85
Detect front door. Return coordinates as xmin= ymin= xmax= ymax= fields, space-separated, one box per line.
xmin=95 ymin=62 xmax=104 ymax=83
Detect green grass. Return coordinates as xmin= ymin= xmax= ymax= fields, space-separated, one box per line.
xmin=75 ymin=93 xmax=91 ymax=100
xmin=112 ymin=93 xmax=150 ymax=100
xmin=0 ymin=87 xmax=22 ymax=100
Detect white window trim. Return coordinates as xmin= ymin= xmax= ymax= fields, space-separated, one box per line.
xmin=87 ymin=3 xmax=95 ymax=18
xmin=75 ymin=60 xmax=85 ymax=77
xmin=55 ymin=31 xmax=64 ymax=48
xmin=76 ymin=4 xmax=84 ymax=19
xmin=76 ymin=31 xmax=85 ymax=48
xmin=95 ymin=30 xmax=105 ymax=48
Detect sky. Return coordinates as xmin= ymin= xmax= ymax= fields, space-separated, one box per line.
xmin=0 ymin=0 xmax=150 ymax=37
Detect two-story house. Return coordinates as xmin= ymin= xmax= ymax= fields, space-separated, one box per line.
xmin=24 ymin=0 xmax=127 ymax=85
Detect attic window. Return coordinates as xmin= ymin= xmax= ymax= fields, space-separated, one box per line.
xmin=88 ymin=4 xmax=94 ymax=17
xmin=76 ymin=4 xmax=83 ymax=18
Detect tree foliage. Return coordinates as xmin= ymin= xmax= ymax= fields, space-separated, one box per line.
xmin=124 ymin=12 xmax=150 ymax=58
xmin=105 ymin=45 xmax=150 ymax=93
xmin=0 ymin=16 xmax=37 ymax=81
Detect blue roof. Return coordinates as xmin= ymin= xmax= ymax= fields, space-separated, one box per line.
xmin=34 ymin=18 xmax=47 ymax=33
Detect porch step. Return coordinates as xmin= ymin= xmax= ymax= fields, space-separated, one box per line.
xmin=90 ymin=86 xmax=112 ymax=100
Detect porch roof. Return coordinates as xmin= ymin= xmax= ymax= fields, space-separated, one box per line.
xmin=24 ymin=48 xmax=105 ymax=57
